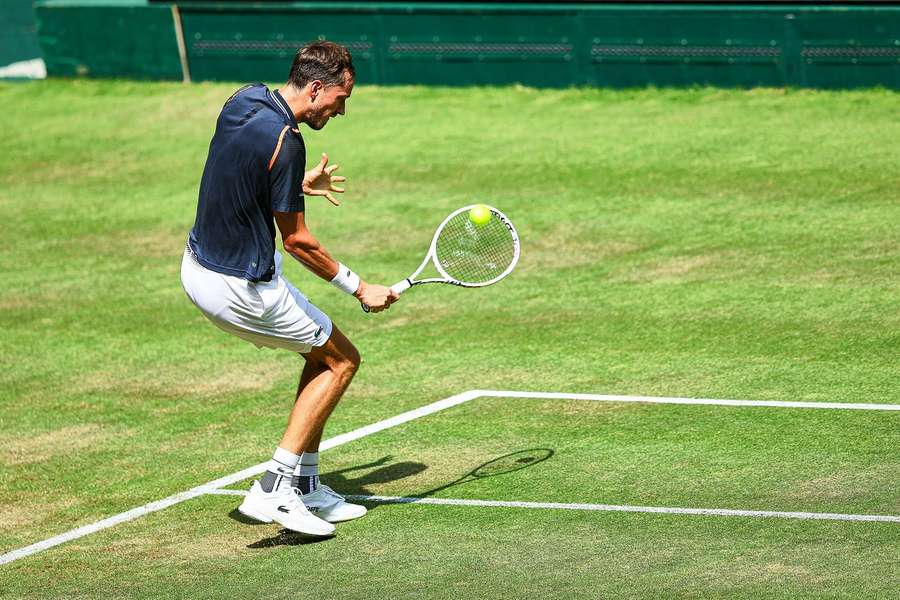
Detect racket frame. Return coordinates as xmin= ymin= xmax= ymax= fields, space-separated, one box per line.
xmin=392 ymin=203 xmax=520 ymax=293
xmin=362 ymin=204 xmax=519 ymax=312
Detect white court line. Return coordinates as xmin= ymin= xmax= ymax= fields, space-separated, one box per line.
xmin=204 ymin=489 xmax=900 ymax=523
xmin=346 ymin=496 xmax=900 ymax=524
xmin=2 ymin=389 xmax=897 ymax=565
xmin=475 ymin=390 xmax=900 ymax=411
xmin=0 ymin=390 xmax=480 ymax=566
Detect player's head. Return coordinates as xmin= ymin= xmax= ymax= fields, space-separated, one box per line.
xmin=288 ymin=41 xmax=355 ymax=130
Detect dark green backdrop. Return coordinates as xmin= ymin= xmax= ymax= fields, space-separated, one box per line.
xmin=35 ymin=1 xmax=900 ymax=88
xmin=0 ymin=0 xmax=43 ymax=68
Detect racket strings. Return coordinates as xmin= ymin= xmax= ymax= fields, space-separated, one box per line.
xmin=434 ymin=212 xmax=516 ymax=284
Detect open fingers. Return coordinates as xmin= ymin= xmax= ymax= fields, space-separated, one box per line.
xmin=330 ymin=175 xmax=346 ymax=183
xmin=325 ymin=164 xmax=340 ymax=176
xmin=325 ymin=192 xmax=340 ymax=206
xmin=330 ymin=185 xmax=345 ymax=193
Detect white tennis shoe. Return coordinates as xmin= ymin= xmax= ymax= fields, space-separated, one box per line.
xmin=299 ymin=484 xmax=368 ymax=523
xmin=238 ymin=481 xmax=335 ymax=536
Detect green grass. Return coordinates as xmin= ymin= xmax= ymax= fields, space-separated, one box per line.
xmin=0 ymin=79 xmax=898 ymax=598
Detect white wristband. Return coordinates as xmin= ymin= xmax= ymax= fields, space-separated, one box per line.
xmin=330 ymin=263 xmax=361 ymax=295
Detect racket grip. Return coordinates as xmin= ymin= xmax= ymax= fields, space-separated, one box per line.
xmin=391 ymin=279 xmax=412 ymax=294
xmin=361 ymin=279 xmax=412 ymax=313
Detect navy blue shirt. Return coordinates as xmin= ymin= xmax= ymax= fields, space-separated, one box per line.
xmin=189 ymin=84 xmax=305 ymax=282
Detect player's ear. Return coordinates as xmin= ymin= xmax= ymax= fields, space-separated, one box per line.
xmin=309 ymin=80 xmax=323 ymax=101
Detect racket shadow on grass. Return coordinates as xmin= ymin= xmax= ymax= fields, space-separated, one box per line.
xmin=414 ymin=448 xmax=555 ymax=498
xmin=324 ymin=449 xmax=555 ymax=499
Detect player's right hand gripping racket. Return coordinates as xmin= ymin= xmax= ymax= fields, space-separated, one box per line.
xmin=362 ymin=204 xmax=520 ymax=312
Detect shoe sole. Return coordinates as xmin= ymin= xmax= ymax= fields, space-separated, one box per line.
xmin=319 ymin=508 xmax=368 ymax=523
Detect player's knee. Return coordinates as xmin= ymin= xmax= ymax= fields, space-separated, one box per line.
xmin=343 ymin=343 xmax=361 ymax=374
xmin=333 ymin=358 xmax=358 ymax=389
xmin=323 ymin=326 xmax=360 ymax=378
xmin=331 ymin=342 xmax=360 ymax=381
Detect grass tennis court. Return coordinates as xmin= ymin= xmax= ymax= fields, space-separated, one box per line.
xmin=1 ymin=80 xmax=898 ymax=597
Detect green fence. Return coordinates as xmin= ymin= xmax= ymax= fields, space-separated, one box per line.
xmin=36 ymin=0 xmax=182 ymax=80
xmin=1 ymin=0 xmax=43 ymax=68
xmin=35 ymin=1 xmax=900 ymax=88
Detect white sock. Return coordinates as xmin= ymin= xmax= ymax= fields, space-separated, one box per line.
xmin=260 ymin=447 xmax=300 ymax=492
xmin=293 ymin=451 xmax=319 ymax=494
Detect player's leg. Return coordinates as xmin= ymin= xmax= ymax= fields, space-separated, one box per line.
xmin=291 ymin=359 xmax=327 ymax=494
xmin=278 ymin=323 xmax=360 ymax=453
xmin=232 ymin=281 xmax=358 ymax=534
xmin=239 ymin=326 xmax=361 ymax=532
xmin=290 ymin=336 xmax=349 ymax=493
xmin=281 ymin=325 xmax=368 ymax=522
xmin=295 ymin=358 xmax=331 ymax=453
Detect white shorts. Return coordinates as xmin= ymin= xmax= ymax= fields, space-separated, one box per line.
xmin=180 ymin=245 xmax=332 ymax=354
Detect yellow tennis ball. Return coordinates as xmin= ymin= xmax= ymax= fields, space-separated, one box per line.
xmin=469 ymin=204 xmax=492 ymax=227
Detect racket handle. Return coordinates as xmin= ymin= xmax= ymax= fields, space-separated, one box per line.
xmin=361 ymin=279 xmax=412 ymax=313
xmin=391 ymin=279 xmax=412 ymax=294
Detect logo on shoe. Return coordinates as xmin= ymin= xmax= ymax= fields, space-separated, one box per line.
xmin=277 ymin=505 xmax=290 ymax=513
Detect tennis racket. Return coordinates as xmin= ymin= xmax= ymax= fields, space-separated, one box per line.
xmin=362 ymin=204 xmax=520 ymax=312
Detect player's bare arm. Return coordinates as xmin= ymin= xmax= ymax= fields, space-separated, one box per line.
xmin=273 ymin=210 xmax=398 ymax=312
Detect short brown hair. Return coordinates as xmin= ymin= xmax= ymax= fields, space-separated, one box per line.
xmin=288 ymin=41 xmax=354 ymax=88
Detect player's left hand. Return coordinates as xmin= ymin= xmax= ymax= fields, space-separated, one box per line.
xmin=303 ymin=153 xmax=346 ymax=206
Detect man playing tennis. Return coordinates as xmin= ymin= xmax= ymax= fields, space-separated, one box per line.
xmin=181 ymin=41 xmax=397 ymax=536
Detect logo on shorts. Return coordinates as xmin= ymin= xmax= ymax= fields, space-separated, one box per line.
xmin=314 ymin=326 xmax=323 ymax=339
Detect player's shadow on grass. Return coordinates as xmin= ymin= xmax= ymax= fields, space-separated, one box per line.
xmin=229 ymin=509 xmax=336 ymax=547
xmin=245 ymin=529 xmax=334 ymax=548
xmin=324 ymin=455 xmax=429 ymax=496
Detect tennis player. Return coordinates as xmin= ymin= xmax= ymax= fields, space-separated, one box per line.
xmin=181 ymin=41 xmax=398 ymax=536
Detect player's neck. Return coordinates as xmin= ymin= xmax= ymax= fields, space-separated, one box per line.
xmin=277 ymin=84 xmax=308 ymax=124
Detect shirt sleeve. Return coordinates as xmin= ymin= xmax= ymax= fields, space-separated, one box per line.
xmin=269 ymin=130 xmax=306 ymax=213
